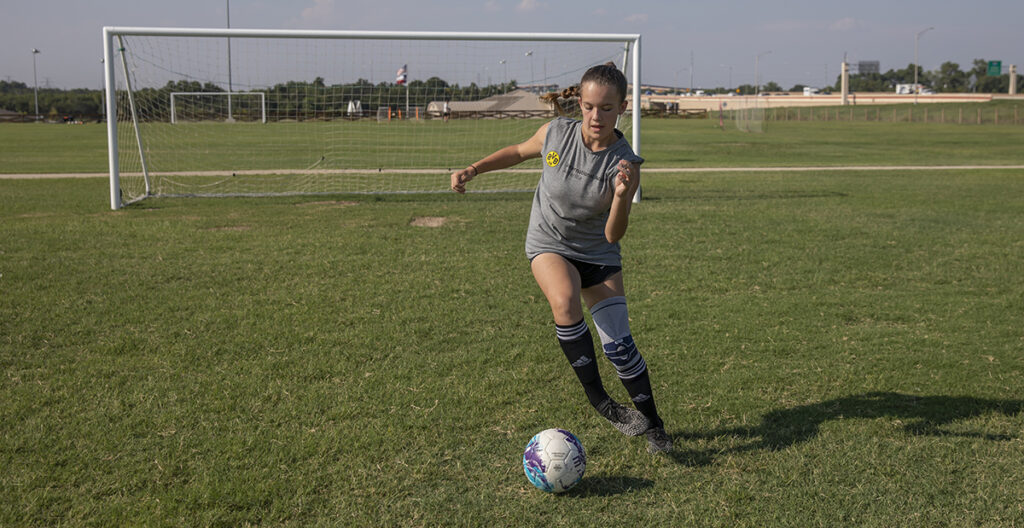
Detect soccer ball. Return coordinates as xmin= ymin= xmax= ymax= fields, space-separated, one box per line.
xmin=522 ymin=428 xmax=586 ymax=493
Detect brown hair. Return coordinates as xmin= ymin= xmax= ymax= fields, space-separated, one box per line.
xmin=540 ymin=62 xmax=627 ymax=116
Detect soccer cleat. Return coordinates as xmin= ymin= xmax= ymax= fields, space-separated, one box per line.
xmin=596 ymin=398 xmax=651 ymax=437
xmin=645 ymin=426 xmax=673 ymax=453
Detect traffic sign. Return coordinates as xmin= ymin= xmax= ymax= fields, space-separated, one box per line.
xmin=987 ymin=61 xmax=1002 ymax=76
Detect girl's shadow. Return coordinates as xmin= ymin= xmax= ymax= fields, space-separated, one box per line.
xmin=666 ymin=392 xmax=1023 ymax=466
xmin=568 ymin=475 xmax=654 ymax=497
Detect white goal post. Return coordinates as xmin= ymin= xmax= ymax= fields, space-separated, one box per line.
xmin=103 ymin=27 xmax=641 ymax=210
xmin=169 ymin=91 xmax=267 ymax=124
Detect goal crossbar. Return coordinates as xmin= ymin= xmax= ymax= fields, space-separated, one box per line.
xmin=102 ymin=27 xmax=641 ymax=209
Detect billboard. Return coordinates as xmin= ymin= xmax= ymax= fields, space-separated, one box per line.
xmin=857 ymin=61 xmax=880 ymax=75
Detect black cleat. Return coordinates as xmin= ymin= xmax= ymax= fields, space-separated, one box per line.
xmin=645 ymin=426 xmax=673 ymax=453
xmin=596 ymin=398 xmax=651 ymax=436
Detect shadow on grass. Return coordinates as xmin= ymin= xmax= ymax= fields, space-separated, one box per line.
xmin=667 ymin=391 xmax=1024 ymax=467
xmin=568 ymin=475 xmax=654 ymax=497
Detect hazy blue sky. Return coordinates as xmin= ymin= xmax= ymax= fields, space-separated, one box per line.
xmin=2 ymin=0 xmax=1021 ymax=90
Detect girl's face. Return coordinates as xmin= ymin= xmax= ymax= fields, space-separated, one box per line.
xmin=578 ymin=81 xmax=627 ymax=149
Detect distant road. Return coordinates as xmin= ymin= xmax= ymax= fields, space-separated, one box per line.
xmin=645 ymin=92 xmax=1024 ymax=112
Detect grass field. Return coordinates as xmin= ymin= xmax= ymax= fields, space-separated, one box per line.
xmin=2 ymin=117 xmax=1023 ymax=526
xmin=4 ymin=108 xmax=1024 ymax=175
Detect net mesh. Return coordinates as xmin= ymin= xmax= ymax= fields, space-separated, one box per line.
xmin=732 ymin=96 xmax=765 ymax=133
xmin=110 ymin=32 xmax=636 ymax=203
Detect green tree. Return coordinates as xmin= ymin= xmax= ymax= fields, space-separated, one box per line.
xmin=930 ymin=61 xmax=967 ymax=92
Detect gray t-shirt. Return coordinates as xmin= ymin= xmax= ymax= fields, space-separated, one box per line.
xmin=524 ymin=117 xmax=644 ymax=267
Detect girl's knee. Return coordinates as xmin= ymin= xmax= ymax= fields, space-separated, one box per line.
xmin=548 ymin=296 xmax=583 ymax=325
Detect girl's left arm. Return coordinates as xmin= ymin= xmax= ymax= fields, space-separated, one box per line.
xmin=605 ymin=159 xmax=640 ymax=243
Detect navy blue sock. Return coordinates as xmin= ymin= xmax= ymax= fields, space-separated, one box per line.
xmin=556 ymin=319 xmax=609 ymax=409
xmin=619 ymin=369 xmax=663 ymax=429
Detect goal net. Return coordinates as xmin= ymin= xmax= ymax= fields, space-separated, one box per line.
xmin=170 ymin=92 xmax=266 ymax=124
xmin=732 ymin=96 xmax=765 ymax=133
xmin=102 ymin=27 xmax=641 ymax=209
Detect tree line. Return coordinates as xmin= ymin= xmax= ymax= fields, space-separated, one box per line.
xmin=0 ymin=58 xmax=1019 ymax=118
xmin=0 ymin=76 xmax=516 ymax=120
xmin=0 ymin=81 xmax=104 ymax=118
xmin=831 ymin=59 xmax=1018 ymax=93
xmin=697 ymin=59 xmax=1020 ymax=95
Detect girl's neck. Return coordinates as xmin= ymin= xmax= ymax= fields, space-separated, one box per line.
xmin=580 ymin=127 xmax=615 ymax=152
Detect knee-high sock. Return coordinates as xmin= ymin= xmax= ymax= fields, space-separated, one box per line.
xmin=556 ymin=319 xmax=609 ymax=409
xmin=590 ymin=296 xmax=664 ymax=428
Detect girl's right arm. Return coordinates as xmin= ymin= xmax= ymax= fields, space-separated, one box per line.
xmin=450 ymin=122 xmax=548 ymax=194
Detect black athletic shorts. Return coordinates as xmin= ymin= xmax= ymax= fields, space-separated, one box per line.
xmin=565 ymin=256 xmax=622 ymax=289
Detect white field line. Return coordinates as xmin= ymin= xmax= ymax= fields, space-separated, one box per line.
xmin=2 ymin=165 xmax=1023 ymax=180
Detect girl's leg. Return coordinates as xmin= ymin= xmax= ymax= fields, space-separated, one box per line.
xmin=531 ymin=254 xmax=648 ymax=436
xmin=584 ymin=273 xmax=672 ymax=452
xmin=531 ymin=253 xmax=607 ymax=408
xmin=530 ymin=253 xmax=584 ymax=325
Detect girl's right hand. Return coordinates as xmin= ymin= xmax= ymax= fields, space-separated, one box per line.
xmin=450 ymin=166 xmax=477 ymax=194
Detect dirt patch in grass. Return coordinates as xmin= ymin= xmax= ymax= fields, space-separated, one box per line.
xmin=204 ymin=225 xmax=252 ymax=232
xmin=410 ymin=217 xmax=448 ymax=227
xmin=296 ymin=201 xmax=359 ymax=207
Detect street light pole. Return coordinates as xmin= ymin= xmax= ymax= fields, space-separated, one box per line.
xmin=31 ymin=48 xmax=40 ymax=120
xmin=690 ymin=50 xmax=694 ymax=94
xmin=914 ymin=27 xmax=934 ymax=105
xmin=226 ymin=0 xmax=234 ymax=121
xmin=499 ymin=60 xmax=507 ymax=93
xmin=755 ymin=50 xmax=772 ymax=95
xmin=525 ymin=50 xmax=534 ymax=92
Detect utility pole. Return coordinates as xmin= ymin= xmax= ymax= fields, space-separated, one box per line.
xmin=914 ymin=26 xmax=934 ymax=105
xmin=32 ymin=48 xmax=40 ymax=120
xmin=690 ymin=51 xmax=694 ymax=94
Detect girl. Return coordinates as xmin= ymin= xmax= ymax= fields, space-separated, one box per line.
xmin=450 ymin=63 xmax=671 ymax=453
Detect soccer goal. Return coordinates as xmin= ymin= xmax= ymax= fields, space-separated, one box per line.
xmin=733 ymin=96 xmax=765 ymax=133
xmin=102 ymin=27 xmax=641 ymax=209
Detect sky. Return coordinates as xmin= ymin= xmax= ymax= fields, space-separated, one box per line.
xmin=1 ymin=0 xmax=1021 ymax=91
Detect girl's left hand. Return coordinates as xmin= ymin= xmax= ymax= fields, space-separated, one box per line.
xmin=614 ymin=159 xmax=639 ymax=198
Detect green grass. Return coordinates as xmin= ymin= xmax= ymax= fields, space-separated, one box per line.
xmin=648 ymin=120 xmax=1024 ymax=167
xmin=3 ymin=106 xmax=1024 ymax=174
xmin=2 ymin=120 xmax=1024 ymax=526
xmin=766 ymin=98 xmax=1024 ymax=127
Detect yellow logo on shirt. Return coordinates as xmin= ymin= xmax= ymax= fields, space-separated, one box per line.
xmin=546 ymin=151 xmax=560 ymax=167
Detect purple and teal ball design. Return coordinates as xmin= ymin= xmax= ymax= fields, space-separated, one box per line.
xmin=523 ymin=433 xmax=552 ymax=492
xmin=522 ymin=428 xmax=586 ymax=493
